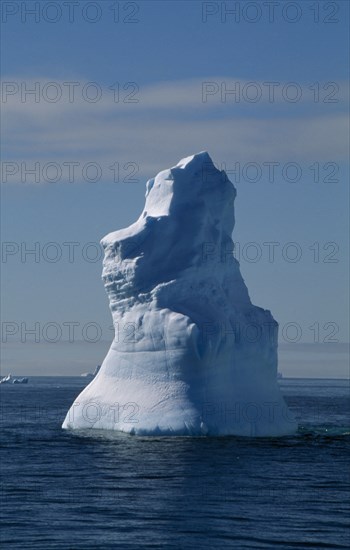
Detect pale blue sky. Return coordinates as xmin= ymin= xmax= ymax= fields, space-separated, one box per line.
xmin=1 ymin=1 xmax=349 ymax=376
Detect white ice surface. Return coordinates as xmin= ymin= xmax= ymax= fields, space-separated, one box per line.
xmin=62 ymin=152 xmax=297 ymax=436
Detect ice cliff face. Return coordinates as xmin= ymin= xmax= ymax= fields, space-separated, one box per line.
xmin=62 ymin=152 xmax=297 ymax=436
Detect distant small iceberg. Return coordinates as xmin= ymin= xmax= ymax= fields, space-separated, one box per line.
xmin=80 ymin=365 xmax=101 ymax=378
xmin=0 ymin=374 xmax=29 ymax=384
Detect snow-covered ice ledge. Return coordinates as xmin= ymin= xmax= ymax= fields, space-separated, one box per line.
xmin=62 ymin=152 xmax=297 ymax=436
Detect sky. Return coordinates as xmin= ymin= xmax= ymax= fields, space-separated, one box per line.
xmin=1 ymin=0 xmax=349 ymax=377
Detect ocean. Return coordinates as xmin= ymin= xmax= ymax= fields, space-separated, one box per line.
xmin=1 ymin=377 xmax=349 ymax=549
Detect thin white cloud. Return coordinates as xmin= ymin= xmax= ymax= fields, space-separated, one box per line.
xmin=1 ymin=76 xmax=349 ymax=183
xmin=2 ymin=76 xmax=349 ymax=112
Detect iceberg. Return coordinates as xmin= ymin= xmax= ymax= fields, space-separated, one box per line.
xmin=0 ymin=374 xmax=29 ymax=384
xmin=62 ymin=152 xmax=297 ymax=436
xmin=80 ymin=365 xmax=101 ymax=379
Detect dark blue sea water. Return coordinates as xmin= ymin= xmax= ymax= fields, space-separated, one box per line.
xmin=1 ymin=377 xmax=349 ymax=549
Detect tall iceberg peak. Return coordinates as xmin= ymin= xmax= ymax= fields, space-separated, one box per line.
xmin=63 ymin=152 xmax=297 ymax=437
